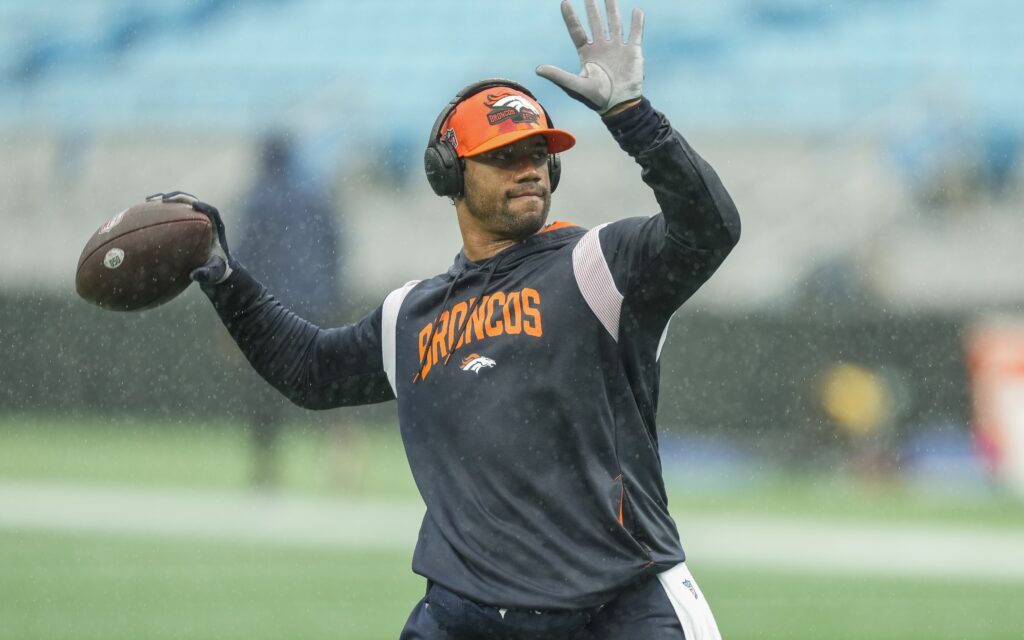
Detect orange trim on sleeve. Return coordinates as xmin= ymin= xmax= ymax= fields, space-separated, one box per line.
xmin=614 ymin=474 xmax=625 ymax=525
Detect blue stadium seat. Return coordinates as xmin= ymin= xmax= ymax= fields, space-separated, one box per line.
xmin=0 ymin=0 xmax=1021 ymax=141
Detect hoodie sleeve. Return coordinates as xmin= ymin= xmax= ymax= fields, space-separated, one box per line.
xmin=201 ymin=267 xmax=395 ymax=409
xmin=595 ymin=98 xmax=741 ymax=326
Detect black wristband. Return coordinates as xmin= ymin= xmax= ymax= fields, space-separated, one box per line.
xmin=602 ymin=97 xmax=660 ymax=156
xmin=201 ymin=265 xmax=259 ymax=316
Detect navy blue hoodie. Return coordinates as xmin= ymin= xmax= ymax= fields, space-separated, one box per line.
xmin=202 ymin=99 xmax=740 ymax=610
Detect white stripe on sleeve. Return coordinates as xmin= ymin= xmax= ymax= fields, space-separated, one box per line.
xmin=571 ymin=223 xmax=623 ymax=341
xmin=656 ymin=317 xmax=672 ymax=361
xmin=381 ymin=280 xmax=421 ymax=397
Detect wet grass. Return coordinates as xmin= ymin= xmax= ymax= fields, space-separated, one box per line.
xmin=3 ymin=416 xmax=1024 ymax=638
xmin=0 ymin=413 xmax=417 ymax=498
xmin=2 ymin=529 xmax=1022 ymax=640
xmin=2 ymin=414 xmax=1022 ymax=528
xmin=0 ymin=529 xmax=421 ymax=640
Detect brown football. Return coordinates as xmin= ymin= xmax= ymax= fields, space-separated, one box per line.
xmin=75 ymin=199 xmax=213 ymax=311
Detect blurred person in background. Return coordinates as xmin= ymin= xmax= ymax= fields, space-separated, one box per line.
xmin=234 ymin=133 xmax=345 ymax=488
xmin=160 ymin=0 xmax=739 ymax=636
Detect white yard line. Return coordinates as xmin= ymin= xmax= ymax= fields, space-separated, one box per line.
xmin=678 ymin=515 xmax=1024 ymax=582
xmin=0 ymin=482 xmax=423 ymax=552
xmin=2 ymin=482 xmax=1023 ymax=582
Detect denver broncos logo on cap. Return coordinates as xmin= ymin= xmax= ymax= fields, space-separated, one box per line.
xmin=441 ymin=84 xmax=576 ymax=158
xmin=484 ymin=93 xmax=540 ymax=126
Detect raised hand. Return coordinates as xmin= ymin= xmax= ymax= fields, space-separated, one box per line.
xmin=536 ymin=0 xmax=645 ymax=114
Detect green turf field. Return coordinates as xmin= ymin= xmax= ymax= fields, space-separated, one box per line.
xmin=2 ymin=415 xmax=1024 ymax=639
xmin=3 ymin=530 xmax=1022 ymax=640
xmin=3 ymin=414 xmax=1021 ymax=526
xmin=0 ymin=530 xmax=422 ymax=640
xmin=0 ymin=414 xmax=419 ymax=498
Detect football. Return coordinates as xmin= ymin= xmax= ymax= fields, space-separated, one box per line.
xmin=75 ymin=198 xmax=213 ymax=311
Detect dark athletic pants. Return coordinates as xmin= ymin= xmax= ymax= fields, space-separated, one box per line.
xmin=399 ymin=572 xmax=687 ymax=640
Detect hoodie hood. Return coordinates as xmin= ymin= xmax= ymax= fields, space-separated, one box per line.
xmin=448 ymin=220 xmax=586 ymax=277
xmin=417 ymin=221 xmax=585 ymax=381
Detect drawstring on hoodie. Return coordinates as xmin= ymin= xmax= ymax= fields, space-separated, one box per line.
xmin=410 ymin=223 xmax=577 ymax=384
xmin=443 ymin=255 xmax=501 ymax=367
xmin=412 ymin=270 xmax=462 ymax=384
xmin=412 ymin=254 xmax=503 ymax=383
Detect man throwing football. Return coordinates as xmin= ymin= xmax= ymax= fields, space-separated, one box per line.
xmin=165 ymin=1 xmax=740 ymax=637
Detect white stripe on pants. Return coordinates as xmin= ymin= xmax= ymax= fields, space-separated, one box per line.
xmin=656 ymin=562 xmax=722 ymax=640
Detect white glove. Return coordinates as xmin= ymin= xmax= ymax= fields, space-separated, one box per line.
xmin=536 ymin=0 xmax=645 ymax=114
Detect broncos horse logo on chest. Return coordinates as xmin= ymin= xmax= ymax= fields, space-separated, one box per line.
xmin=460 ymin=354 xmax=497 ymax=374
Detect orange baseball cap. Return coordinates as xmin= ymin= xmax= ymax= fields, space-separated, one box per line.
xmin=440 ymin=85 xmax=576 ymax=158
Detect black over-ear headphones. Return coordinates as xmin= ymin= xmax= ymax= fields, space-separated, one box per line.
xmin=424 ymin=78 xmax=562 ymax=198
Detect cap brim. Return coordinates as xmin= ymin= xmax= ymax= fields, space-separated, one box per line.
xmin=462 ymin=128 xmax=576 ymax=157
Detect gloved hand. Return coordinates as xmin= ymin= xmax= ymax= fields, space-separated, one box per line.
xmin=146 ymin=191 xmax=235 ymax=285
xmin=536 ymin=0 xmax=645 ymax=115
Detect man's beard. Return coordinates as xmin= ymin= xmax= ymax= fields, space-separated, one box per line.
xmin=464 ymin=189 xmax=551 ymax=241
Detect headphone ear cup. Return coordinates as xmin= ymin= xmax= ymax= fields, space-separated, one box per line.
xmin=549 ymin=154 xmax=561 ymax=193
xmin=424 ymin=144 xmax=463 ymax=197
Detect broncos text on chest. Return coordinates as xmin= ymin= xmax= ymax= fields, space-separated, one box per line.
xmin=416 ymin=287 xmax=543 ymax=381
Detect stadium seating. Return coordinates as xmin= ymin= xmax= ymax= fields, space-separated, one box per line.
xmin=2 ymin=0 xmax=1021 ymax=310
xmin=1 ymin=0 xmax=1021 ymax=136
